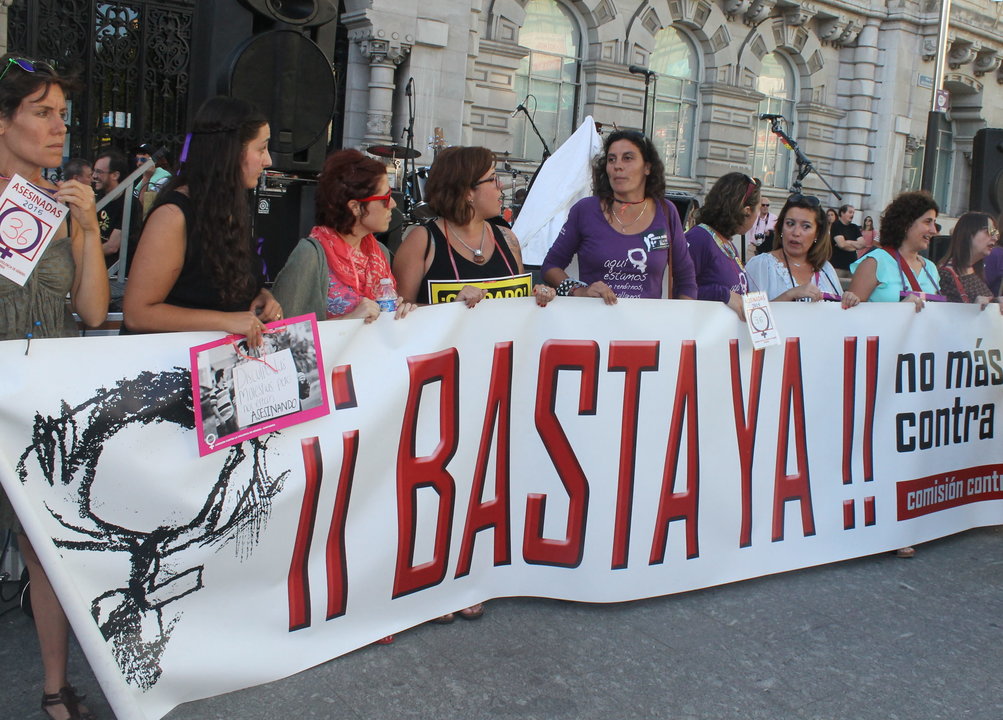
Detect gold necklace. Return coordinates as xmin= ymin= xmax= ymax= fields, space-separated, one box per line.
xmin=610 ymin=199 xmax=647 ymax=231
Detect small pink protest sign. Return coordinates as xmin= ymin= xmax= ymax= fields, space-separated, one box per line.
xmin=189 ymin=314 xmax=330 ymax=456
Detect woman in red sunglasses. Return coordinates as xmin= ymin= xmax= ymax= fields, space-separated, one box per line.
xmin=272 ymin=148 xmax=415 ymax=322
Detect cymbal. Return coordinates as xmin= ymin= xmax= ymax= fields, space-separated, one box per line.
xmin=367 ymin=144 xmax=421 ymax=160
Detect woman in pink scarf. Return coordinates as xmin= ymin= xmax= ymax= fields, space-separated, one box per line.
xmin=272 ymin=149 xmax=415 ymax=322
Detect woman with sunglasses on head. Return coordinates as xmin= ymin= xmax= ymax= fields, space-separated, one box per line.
xmin=541 ymin=130 xmax=695 ymax=304
xmin=745 ymin=193 xmax=841 ymax=302
xmin=122 ymin=96 xmax=280 ymax=345
xmin=0 ymin=55 xmax=108 ymax=720
xmin=685 ymin=172 xmax=760 ymax=317
xmin=271 ymin=149 xmax=415 ymax=322
xmin=394 ymin=145 xmax=554 ymax=309
xmin=937 ymin=211 xmax=1002 ymax=311
xmin=841 ymin=191 xmax=942 ymax=315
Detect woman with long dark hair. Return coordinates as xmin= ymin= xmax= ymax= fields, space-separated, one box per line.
xmin=937 ymin=211 xmax=1001 ymax=309
xmin=685 ymin=172 xmax=761 ymax=316
xmin=541 ymin=129 xmax=695 ymax=303
xmin=0 ymin=54 xmax=108 ymax=720
xmin=123 ymin=96 xmax=280 ymax=343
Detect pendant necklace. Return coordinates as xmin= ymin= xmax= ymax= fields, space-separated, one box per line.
xmin=610 ymin=199 xmax=647 ymax=231
xmin=446 ymin=221 xmax=487 ymax=264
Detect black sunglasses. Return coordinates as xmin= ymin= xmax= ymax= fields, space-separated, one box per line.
xmin=787 ymin=192 xmax=821 ymax=208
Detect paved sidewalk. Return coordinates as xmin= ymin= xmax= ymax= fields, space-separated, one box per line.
xmin=2 ymin=526 xmax=1001 ymax=720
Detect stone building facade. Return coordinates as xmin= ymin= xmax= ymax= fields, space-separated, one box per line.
xmin=338 ymin=0 xmax=1003 ymax=222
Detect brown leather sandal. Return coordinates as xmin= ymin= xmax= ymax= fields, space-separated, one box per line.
xmin=40 ymin=685 xmax=95 ymax=720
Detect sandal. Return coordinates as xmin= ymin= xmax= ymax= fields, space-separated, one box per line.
xmin=457 ymin=603 xmax=485 ymax=621
xmin=895 ymin=546 xmax=916 ymax=558
xmin=433 ymin=613 xmax=455 ymax=624
xmin=41 ymin=685 xmax=95 ymax=720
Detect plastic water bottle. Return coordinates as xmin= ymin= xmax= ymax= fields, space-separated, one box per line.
xmin=376 ymin=278 xmax=397 ymax=312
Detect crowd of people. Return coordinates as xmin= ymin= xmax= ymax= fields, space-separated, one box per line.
xmin=2 ymin=52 xmax=1003 ymax=719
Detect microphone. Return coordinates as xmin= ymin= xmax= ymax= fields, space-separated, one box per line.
xmin=629 ymin=65 xmax=655 ymax=77
xmin=405 ymin=77 xmax=413 ymax=97
xmin=510 ymin=104 xmax=525 ymax=118
xmin=760 ymin=113 xmax=784 ymax=121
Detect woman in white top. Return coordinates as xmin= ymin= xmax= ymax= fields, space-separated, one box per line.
xmin=745 ymin=193 xmax=842 ymax=302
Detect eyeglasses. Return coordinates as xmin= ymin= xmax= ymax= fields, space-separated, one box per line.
xmin=0 ymin=57 xmax=36 ymax=83
xmin=358 ymin=191 xmax=393 ymax=208
xmin=741 ymin=175 xmax=762 ymax=206
xmin=787 ymin=192 xmax=821 ymax=208
xmin=760 ymin=203 xmax=770 ymax=208
xmin=472 ymin=174 xmax=499 ymax=188
xmin=989 ymin=228 xmax=1000 ymax=242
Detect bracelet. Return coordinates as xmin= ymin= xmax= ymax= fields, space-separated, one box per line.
xmin=556 ymin=278 xmax=587 ymax=297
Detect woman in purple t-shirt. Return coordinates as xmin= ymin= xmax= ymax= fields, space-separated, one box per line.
xmin=685 ymin=172 xmax=761 ymax=318
xmin=542 ymin=130 xmax=696 ymax=303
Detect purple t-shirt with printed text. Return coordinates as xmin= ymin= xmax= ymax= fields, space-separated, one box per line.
xmin=685 ymin=224 xmax=747 ymax=303
xmin=541 ymin=196 xmax=696 ymax=299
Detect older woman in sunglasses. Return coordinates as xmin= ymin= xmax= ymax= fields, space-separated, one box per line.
xmin=937 ymin=211 xmax=1002 ymax=310
xmin=271 ymin=149 xmax=415 ymax=322
xmin=686 ymin=172 xmax=761 ymax=317
xmin=744 ymin=193 xmax=841 ymax=302
xmin=394 ymin=145 xmax=554 ymax=308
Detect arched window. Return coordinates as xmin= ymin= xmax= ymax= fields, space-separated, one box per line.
xmin=649 ymin=27 xmax=699 ymax=178
xmin=753 ymin=52 xmax=796 ymax=190
xmin=513 ymin=0 xmax=582 ymax=161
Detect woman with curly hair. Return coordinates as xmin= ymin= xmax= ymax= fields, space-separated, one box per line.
xmin=686 ymin=172 xmax=761 ymax=317
xmin=271 ymin=148 xmax=414 ymax=322
xmin=842 ymin=191 xmax=942 ymax=313
xmin=936 ymin=211 xmax=1002 ymax=310
xmin=123 ymin=96 xmax=280 ymax=345
xmin=542 ymin=129 xmax=695 ymax=303
xmin=395 ymin=145 xmax=555 ymax=308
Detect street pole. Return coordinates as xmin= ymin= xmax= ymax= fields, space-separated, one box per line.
xmin=920 ymin=0 xmax=952 ymax=193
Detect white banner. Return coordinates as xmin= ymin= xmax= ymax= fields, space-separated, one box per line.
xmin=1 ymin=299 xmax=1002 ymax=720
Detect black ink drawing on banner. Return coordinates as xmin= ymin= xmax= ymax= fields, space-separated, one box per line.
xmin=16 ymin=369 xmax=290 ymax=690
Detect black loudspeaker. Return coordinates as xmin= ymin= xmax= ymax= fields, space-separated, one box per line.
xmin=190 ymin=1 xmax=337 ymax=173
xmin=253 ymin=180 xmax=317 ymax=282
xmin=970 ymin=128 xmax=1003 ymax=216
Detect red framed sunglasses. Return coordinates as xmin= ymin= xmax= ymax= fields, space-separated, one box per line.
xmin=357 ymin=191 xmax=393 ymax=208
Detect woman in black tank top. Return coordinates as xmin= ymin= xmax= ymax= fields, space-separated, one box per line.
xmin=392 ymin=146 xmax=556 ymax=308
xmin=122 ymin=96 xmax=281 ymax=346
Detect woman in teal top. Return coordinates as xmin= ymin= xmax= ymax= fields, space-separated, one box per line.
xmin=842 ymin=191 xmax=941 ymax=312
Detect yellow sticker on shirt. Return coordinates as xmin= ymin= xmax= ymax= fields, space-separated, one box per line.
xmin=427 ymin=273 xmax=533 ymax=304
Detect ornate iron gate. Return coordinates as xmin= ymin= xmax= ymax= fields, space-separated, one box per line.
xmin=8 ymin=1 xmax=194 ymax=164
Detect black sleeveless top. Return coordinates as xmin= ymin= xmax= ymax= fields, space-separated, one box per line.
xmin=416 ymin=219 xmax=521 ymax=304
xmin=123 ymin=190 xmax=264 ymax=331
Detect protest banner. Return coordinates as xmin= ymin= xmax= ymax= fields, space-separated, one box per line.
xmin=1 ymin=299 xmax=1000 ymax=719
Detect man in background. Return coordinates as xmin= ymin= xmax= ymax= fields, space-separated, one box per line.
xmin=93 ymin=148 xmax=143 ymax=270
xmin=829 ymin=204 xmax=863 ymax=276
xmin=63 ymin=157 xmax=93 ymax=186
xmin=744 ymin=197 xmax=777 ymax=260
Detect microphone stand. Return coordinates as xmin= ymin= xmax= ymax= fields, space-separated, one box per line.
xmin=641 ymin=72 xmax=652 ymax=135
xmin=403 ymin=78 xmax=417 ymax=214
xmin=513 ymin=105 xmax=551 ymax=192
xmin=767 ymin=116 xmax=841 ymax=200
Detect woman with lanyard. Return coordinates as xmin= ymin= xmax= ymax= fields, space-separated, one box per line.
xmin=0 ymin=55 xmax=108 ymax=720
xmin=841 ymin=191 xmax=943 ymax=313
xmin=394 ymin=145 xmax=554 ymax=308
xmin=936 ymin=211 xmax=1003 ymax=311
xmin=271 ymin=148 xmax=415 ymax=322
xmin=745 ymin=192 xmax=842 ymax=302
xmin=541 ymin=129 xmax=696 ymax=303
xmin=686 ymin=172 xmax=761 ymax=317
